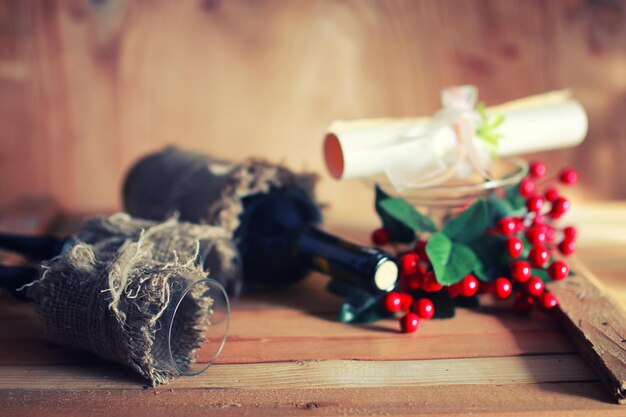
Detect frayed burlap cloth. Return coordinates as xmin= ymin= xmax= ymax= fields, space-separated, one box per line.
xmin=124 ymin=146 xmax=318 ymax=236
xmin=123 ymin=147 xmax=319 ymax=293
xmin=27 ymin=213 xmax=231 ymax=385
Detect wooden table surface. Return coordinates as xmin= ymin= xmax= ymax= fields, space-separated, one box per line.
xmin=0 ymin=200 xmax=625 ymax=416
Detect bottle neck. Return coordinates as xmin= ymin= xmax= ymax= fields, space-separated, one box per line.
xmin=238 ymin=188 xmax=398 ymax=292
xmin=0 ymin=232 xmax=66 ymax=261
xmin=294 ymin=227 xmax=398 ymax=293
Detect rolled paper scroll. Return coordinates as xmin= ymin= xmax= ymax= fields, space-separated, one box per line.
xmin=324 ymin=89 xmax=588 ymax=187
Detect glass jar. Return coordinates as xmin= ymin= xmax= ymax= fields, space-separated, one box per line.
xmin=367 ymin=157 xmax=529 ymax=227
xmin=152 ymin=277 xmax=230 ymax=377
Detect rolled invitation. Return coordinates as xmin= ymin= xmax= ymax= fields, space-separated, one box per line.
xmin=324 ymin=89 xmax=588 ymax=186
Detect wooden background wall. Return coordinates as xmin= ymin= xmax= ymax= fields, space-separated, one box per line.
xmin=0 ymin=0 xmax=625 ymax=226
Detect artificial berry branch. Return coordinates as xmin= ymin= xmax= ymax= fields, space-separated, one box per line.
xmin=361 ymin=161 xmax=579 ymax=333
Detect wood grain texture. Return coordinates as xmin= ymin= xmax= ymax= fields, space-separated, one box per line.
xmin=548 ymin=260 xmax=626 ymax=404
xmin=0 ymin=330 xmax=577 ymax=365
xmin=2 ymin=205 xmax=626 ymax=414
xmin=1 ymin=383 xmax=623 ymax=417
xmin=0 ymin=355 xmax=598 ymax=390
xmin=0 ymin=298 xmax=577 ymax=365
xmin=0 ymin=0 xmax=625 ymax=227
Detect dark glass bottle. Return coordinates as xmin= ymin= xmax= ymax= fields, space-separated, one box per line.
xmin=237 ymin=187 xmax=398 ymax=293
xmin=123 ymin=148 xmax=398 ymax=295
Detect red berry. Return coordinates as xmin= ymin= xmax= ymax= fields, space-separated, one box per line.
xmin=498 ymin=217 xmax=517 ymax=235
xmin=493 ymin=277 xmax=513 ymax=299
xmin=460 ymin=274 xmax=479 ymax=297
xmin=539 ymin=293 xmax=559 ymax=310
xmin=423 ymin=282 xmax=443 ymax=293
xmin=400 ymin=253 xmax=420 ymax=276
xmin=414 ymin=240 xmax=429 ymax=262
xmin=526 ymin=194 xmax=545 ymax=213
xmin=545 ymin=226 xmax=556 ymax=243
xmin=528 ymin=246 xmax=550 ymax=267
xmin=514 ymin=217 xmax=526 ymax=233
xmin=510 ymin=260 xmax=532 ymax=283
xmin=558 ymin=239 xmax=576 ymax=256
xmin=544 ymin=187 xmax=560 ymax=202
xmin=403 ymin=274 xmax=422 ymax=292
xmin=399 ymin=293 xmax=413 ymax=311
xmin=532 ymin=214 xmax=545 ymax=225
xmin=400 ymin=312 xmax=420 ymax=333
xmin=506 ymin=237 xmax=524 ymax=258
xmin=525 ymin=225 xmax=547 ymax=246
xmin=525 ymin=276 xmax=545 ymax=296
xmin=384 ymin=292 xmax=403 ymax=312
xmin=412 ymin=298 xmax=435 ymax=320
xmin=519 ymin=178 xmax=536 ymax=197
xmin=550 ymin=197 xmax=571 ymax=219
xmin=513 ymin=294 xmax=534 ymax=315
xmin=422 ymin=271 xmax=443 ymax=292
xmin=372 ymin=228 xmax=390 ymax=245
xmin=559 ymin=168 xmax=579 ymax=185
xmin=548 ymin=261 xmax=569 ymax=281
xmin=563 ymin=226 xmax=577 ymax=240
xmin=529 ymin=161 xmax=547 ymax=179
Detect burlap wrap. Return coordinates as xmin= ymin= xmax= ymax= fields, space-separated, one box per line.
xmin=123 ymin=147 xmax=319 ymax=292
xmin=27 ymin=213 xmax=231 ymax=385
xmin=124 ymin=147 xmax=318 ymax=236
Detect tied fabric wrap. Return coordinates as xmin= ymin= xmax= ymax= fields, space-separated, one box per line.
xmin=27 ymin=214 xmax=230 ymax=386
xmin=381 ymin=85 xmax=492 ymax=190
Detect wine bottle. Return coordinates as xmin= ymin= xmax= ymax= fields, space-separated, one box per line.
xmin=123 ymin=148 xmax=399 ymax=294
xmin=0 ymin=266 xmax=39 ymax=301
xmin=0 ymin=229 xmax=241 ymax=298
xmin=0 ymin=232 xmax=66 ymax=261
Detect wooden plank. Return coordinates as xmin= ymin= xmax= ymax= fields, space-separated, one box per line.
xmin=0 ymin=354 xmax=596 ymax=390
xmin=548 ymin=259 xmax=626 ymax=404
xmin=0 ymin=296 xmax=575 ymax=364
xmin=207 ymin=330 xmax=575 ymax=364
xmin=227 ymin=307 xmax=562 ymax=336
xmin=2 ymin=382 xmax=624 ymax=417
xmin=0 ymin=277 xmax=574 ymax=365
xmin=0 ymin=328 xmax=575 ymax=366
xmin=0 ymin=208 xmax=622 ymax=415
xmin=0 ymin=304 xmax=563 ymax=338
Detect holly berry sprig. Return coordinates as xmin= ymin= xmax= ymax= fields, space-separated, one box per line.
xmin=368 ymin=161 xmax=579 ymax=333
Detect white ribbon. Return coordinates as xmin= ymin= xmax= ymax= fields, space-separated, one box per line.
xmin=381 ymin=85 xmax=492 ymax=190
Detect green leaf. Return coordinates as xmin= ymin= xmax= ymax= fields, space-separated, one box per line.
xmin=327 ymin=277 xmax=362 ymax=298
xmin=331 ymin=279 xmax=394 ymax=324
xmin=485 ymin=193 xmax=526 ymax=224
xmin=475 ymin=101 xmax=505 ymax=152
xmin=379 ymin=197 xmax=438 ymax=233
xmin=375 ymin=186 xmax=416 ymax=243
xmin=490 ymin=113 xmax=505 ymax=128
xmin=443 ymin=199 xmax=488 ymax=243
xmin=485 ymin=195 xmax=513 ymax=222
xmin=426 ymin=232 xmax=478 ymax=285
xmin=505 ymin=184 xmax=527 ymax=210
xmin=469 ymin=234 xmax=506 ymax=282
xmin=532 ymin=267 xmax=551 ymax=283
xmin=337 ymin=289 xmax=392 ymax=324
